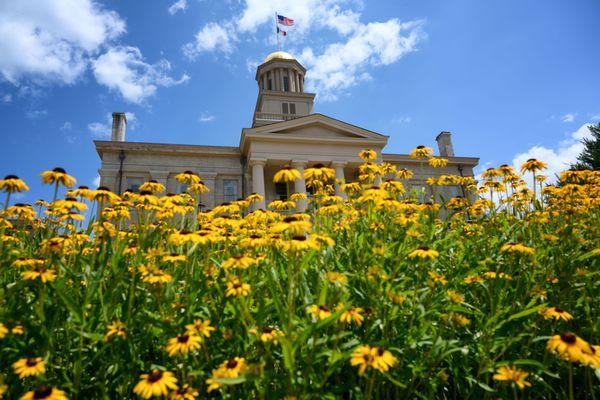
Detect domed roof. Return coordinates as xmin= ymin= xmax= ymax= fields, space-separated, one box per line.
xmin=263 ymin=51 xmax=295 ymax=63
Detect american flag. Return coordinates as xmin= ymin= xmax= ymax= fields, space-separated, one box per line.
xmin=277 ymin=14 xmax=294 ymax=26
xmin=277 ymin=27 xmax=287 ymax=36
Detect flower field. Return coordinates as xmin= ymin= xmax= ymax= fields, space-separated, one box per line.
xmin=0 ymin=149 xmax=599 ymax=399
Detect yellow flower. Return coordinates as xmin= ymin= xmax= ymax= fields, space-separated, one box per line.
xmin=350 ymin=345 xmax=374 ymax=376
xmin=206 ymin=357 xmax=246 ymax=393
xmin=0 ymin=175 xmax=29 ymax=192
xmin=139 ymin=265 xmax=172 ymax=284
xmin=175 ymin=171 xmax=201 ymax=185
xmin=539 ymin=307 xmax=573 ymax=321
xmin=185 ymin=319 xmax=216 ymax=338
xmin=273 ymin=166 xmax=301 ymax=183
xmin=493 ymin=365 xmax=532 ymax=389
xmin=20 ymin=386 xmax=67 ymax=400
xmin=358 ymin=149 xmax=377 ymax=161
xmin=41 ymin=168 xmax=76 ymax=188
xmin=67 ymin=185 xmax=95 ymax=200
xmin=483 ymin=271 xmax=512 ymax=280
xmin=336 ymin=304 xmax=365 ymax=326
xmin=225 ymin=279 xmax=251 ymax=297
xmin=134 ymin=370 xmax=178 ymax=399
xmin=428 ymin=271 xmax=448 ymax=285
xmin=139 ymin=180 xmax=165 ymax=194
xmin=521 ymin=158 xmax=548 ymax=173
xmin=221 ymin=255 xmax=257 ymax=269
xmin=500 ymin=242 xmax=535 ymax=255
xmin=162 ymin=253 xmax=187 ymax=263
xmin=166 ymin=333 xmax=202 ymax=356
xmin=258 ymin=327 xmax=284 ymax=343
xmin=447 ymin=290 xmax=464 ymax=303
xmin=188 ymin=181 xmax=209 ymax=195
xmin=12 ymin=357 xmax=46 ymax=378
xmin=169 ymin=385 xmax=198 ymax=400
xmin=92 ymin=187 xmax=120 ymax=204
xmin=409 ymin=145 xmax=433 ymax=160
xmin=105 ymin=321 xmax=127 ymax=341
xmin=408 ymin=247 xmax=439 ymax=260
xmin=546 ymin=332 xmax=594 ymax=364
xmin=428 ymin=157 xmax=448 ymax=168
xmin=22 ymin=267 xmax=57 ymax=283
xmin=350 ymin=345 xmax=396 ymax=376
xmin=307 ymin=304 xmax=332 ymax=320
xmin=396 ymin=168 xmax=413 ymax=180
xmin=0 ymin=323 xmax=8 ymax=338
xmin=326 ymin=271 xmax=348 ymax=286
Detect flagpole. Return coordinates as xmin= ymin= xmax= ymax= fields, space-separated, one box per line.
xmin=275 ymin=12 xmax=280 ymax=51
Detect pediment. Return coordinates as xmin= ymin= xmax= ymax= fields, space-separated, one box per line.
xmin=245 ymin=113 xmax=388 ymax=141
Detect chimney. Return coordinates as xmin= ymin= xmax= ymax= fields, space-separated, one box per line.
xmin=111 ymin=112 xmax=127 ymax=142
xmin=436 ymin=131 xmax=454 ymax=157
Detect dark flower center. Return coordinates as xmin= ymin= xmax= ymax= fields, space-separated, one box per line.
xmin=555 ymin=308 xmax=564 ymax=313
xmin=262 ymin=327 xmax=274 ymax=333
xmin=418 ymin=246 xmax=430 ymax=251
xmin=177 ymin=334 xmax=190 ymax=343
xmin=78 ymin=185 xmax=89 ymax=189
xmin=319 ymin=305 xmax=329 ymax=311
xmin=363 ymin=354 xmax=373 ymax=362
xmin=283 ymin=216 xmax=298 ymax=223
xmin=292 ymin=235 xmax=307 ymax=241
xmin=377 ymin=347 xmax=385 ymax=356
xmin=33 ymin=385 xmax=52 ymax=399
xmin=5 ymin=174 xmax=19 ymax=179
xmin=147 ymin=370 xmax=163 ymax=383
xmin=97 ymin=186 xmax=110 ymax=191
xmin=233 ymin=283 xmax=242 ymax=289
xmin=416 ymin=145 xmax=425 ymax=149
xmin=226 ymin=359 xmax=238 ymax=369
xmin=561 ymin=331 xmax=577 ymax=344
xmin=26 ymin=358 xmax=39 ymax=366
xmin=52 ymin=167 xmax=66 ymax=173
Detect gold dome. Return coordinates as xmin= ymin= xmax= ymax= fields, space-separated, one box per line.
xmin=263 ymin=51 xmax=295 ymax=63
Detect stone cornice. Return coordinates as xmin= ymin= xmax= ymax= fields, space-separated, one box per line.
xmin=382 ymin=153 xmax=479 ymax=166
xmin=94 ymin=140 xmax=240 ymax=158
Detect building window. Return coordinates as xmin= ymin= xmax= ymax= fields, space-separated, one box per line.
xmin=275 ymin=182 xmax=288 ymax=200
xmin=179 ymin=183 xmax=188 ymax=194
xmin=283 ymin=76 xmax=290 ymax=91
xmin=282 ymin=103 xmax=296 ymax=115
xmin=223 ymin=180 xmax=238 ymax=202
xmin=127 ymin=177 xmax=143 ymax=192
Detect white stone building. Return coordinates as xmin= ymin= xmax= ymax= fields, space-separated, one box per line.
xmin=95 ymin=51 xmax=479 ymax=210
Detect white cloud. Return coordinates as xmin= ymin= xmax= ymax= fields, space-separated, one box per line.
xmin=392 ymin=116 xmax=411 ymax=124
xmin=0 ymin=0 xmax=125 ymax=84
xmin=300 ymin=19 xmax=424 ymax=100
xmin=168 ymin=0 xmax=188 ymax=15
xmin=591 ymin=114 xmax=600 ymax=121
xmin=1 ymin=93 xmax=12 ymax=103
xmin=512 ymin=123 xmax=592 ymax=185
xmin=88 ymin=112 xmax=137 ymax=138
xmin=26 ymin=109 xmax=48 ymax=119
xmin=92 ymin=46 xmax=190 ymax=103
xmin=198 ymin=112 xmax=216 ymax=122
xmin=92 ymin=175 xmax=101 ymax=188
xmin=561 ymin=113 xmax=575 ymax=123
xmin=60 ymin=121 xmax=73 ymax=131
xmin=186 ymin=1 xmax=424 ymax=100
xmin=183 ymin=23 xmax=236 ymax=58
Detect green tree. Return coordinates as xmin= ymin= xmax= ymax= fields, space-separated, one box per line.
xmin=571 ymin=122 xmax=600 ymax=170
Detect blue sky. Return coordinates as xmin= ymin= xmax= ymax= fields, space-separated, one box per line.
xmin=1 ymin=0 xmax=599 ymax=203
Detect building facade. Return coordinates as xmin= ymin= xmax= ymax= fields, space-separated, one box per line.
xmin=95 ymin=51 xmax=479 ymax=210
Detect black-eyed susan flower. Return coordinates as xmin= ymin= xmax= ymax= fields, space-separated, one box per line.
xmin=67 ymin=185 xmax=94 ymax=200
xmin=307 ymin=304 xmax=332 ymax=320
xmin=185 ymin=319 xmax=215 ymax=338
xmin=326 ymin=271 xmax=348 ymax=286
xmin=221 ymin=255 xmax=257 ymax=270
xmin=396 ymin=168 xmax=413 ymax=180
xmin=20 ymin=386 xmax=67 ymax=400
xmin=175 ymin=171 xmax=201 ymax=185
xmin=546 ymin=331 xmax=591 ymax=364
xmin=22 ymin=267 xmax=57 ymax=283
xmin=0 ymin=323 xmax=8 ymax=338
xmin=500 ymin=242 xmax=535 ymax=255
xmin=428 ymin=157 xmax=448 ymax=168
xmin=521 ymin=158 xmax=548 ymax=173
xmin=493 ymin=365 xmax=532 ymax=389
xmin=139 ymin=264 xmax=172 ymax=284
xmin=134 ymin=370 xmax=178 ymax=399
xmin=169 ymin=385 xmax=198 ymax=400
xmin=105 ymin=321 xmax=127 ymax=341
xmin=166 ymin=333 xmax=202 ymax=356
xmin=162 ymin=253 xmax=187 ymax=263
xmin=0 ymin=175 xmax=29 ymax=193
xmin=41 ymin=168 xmax=76 ymax=188
xmin=12 ymin=357 xmax=45 ymax=378
xmin=92 ymin=187 xmax=120 ymax=204
xmin=409 ymin=145 xmax=433 ymax=160
xmin=350 ymin=345 xmax=397 ymax=376
xmin=245 ymin=192 xmax=263 ymax=204
xmin=273 ymin=166 xmax=301 ymax=183
xmin=139 ymin=180 xmax=165 ymax=194
xmin=539 ymin=307 xmax=573 ymax=322
xmin=225 ymin=278 xmax=251 ymax=297
xmin=408 ymin=246 xmax=439 ymax=260
xmin=257 ymin=326 xmax=284 ymax=343
xmin=206 ymin=357 xmax=246 ymax=392
xmin=447 ymin=290 xmax=464 ymax=303
xmin=336 ymin=304 xmax=364 ymax=326
xmin=358 ymin=149 xmax=377 ymax=162
xmin=188 ymin=181 xmax=209 ymax=195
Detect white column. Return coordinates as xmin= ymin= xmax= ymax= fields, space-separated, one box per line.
xmin=250 ymin=159 xmax=267 ymax=210
xmin=291 ymin=160 xmax=308 ymax=212
xmin=332 ymin=162 xmax=346 ymax=199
